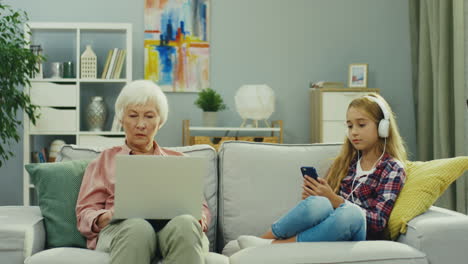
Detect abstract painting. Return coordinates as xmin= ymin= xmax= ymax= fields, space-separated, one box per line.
xmin=144 ymin=0 xmax=210 ymax=92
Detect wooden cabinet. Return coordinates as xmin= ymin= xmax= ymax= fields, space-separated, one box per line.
xmin=309 ymin=88 xmax=380 ymax=143
xmin=182 ymin=120 xmax=283 ymax=150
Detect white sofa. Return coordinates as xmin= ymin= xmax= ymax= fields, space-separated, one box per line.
xmin=217 ymin=142 xmax=468 ymax=264
xmin=1 ymin=141 xmax=467 ymax=264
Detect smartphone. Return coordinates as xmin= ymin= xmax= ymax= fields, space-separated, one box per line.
xmin=300 ymin=166 xmax=318 ymax=180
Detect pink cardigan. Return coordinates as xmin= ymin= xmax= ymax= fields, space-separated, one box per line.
xmin=76 ymin=141 xmax=211 ymax=249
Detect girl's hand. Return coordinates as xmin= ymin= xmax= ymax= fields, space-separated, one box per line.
xmin=302 ymin=188 xmax=312 ymax=200
xmin=302 ymin=177 xmax=344 ymax=208
xmin=303 ymin=176 xmax=334 ymax=199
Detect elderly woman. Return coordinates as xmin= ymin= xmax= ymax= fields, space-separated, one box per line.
xmin=76 ymin=80 xmax=210 ymax=264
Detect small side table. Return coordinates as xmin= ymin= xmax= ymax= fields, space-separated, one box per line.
xmin=182 ymin=120 xmax=283 ymax=150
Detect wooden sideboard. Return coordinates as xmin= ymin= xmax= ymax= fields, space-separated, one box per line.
xmin=182 ymin=120 xmax=283 ymax=150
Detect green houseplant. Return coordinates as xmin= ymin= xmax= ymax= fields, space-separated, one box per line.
xmin=194 ymin=88 xmax=227 ymax=126
xmin=0 ymin=4 xmax=42 ymax=167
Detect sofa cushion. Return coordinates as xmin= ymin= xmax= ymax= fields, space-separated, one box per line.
xmin=56 ymin=144 xmax=219 ymax=252
xmin=387 ymin=156 xmax=468 ymax=240
xmin=217 ymin=141 xmax=341 ymax=247
xmin=25 ymin=160 xmax=90 ymax=248
xmin=228 ymin=241 xmax=427 ymax=264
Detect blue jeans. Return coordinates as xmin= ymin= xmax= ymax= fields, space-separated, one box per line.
xmin=271 ymin=196 xmax=366 ymax=242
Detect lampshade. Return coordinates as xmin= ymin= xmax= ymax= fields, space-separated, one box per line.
xmin=234 ymin=84 xmax=275 ymax=121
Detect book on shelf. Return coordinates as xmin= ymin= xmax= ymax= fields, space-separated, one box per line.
xmin=31 ymin=152 xmax=39 ymax=163
xmin=32 ymin=148 xmax=48 ymax=163
xmin=101 ymin=49 xmax=113 ymax=79
xmin=40 ymin=148 xmax=47 ymax=162
xmin=100 ymin=48 xmax=126 ymax=79
xmin=110 ymin=49 xmax=122 ymax=79
xmin=113 ymin=49 xmax=126 ymax=79
xmin=310 ymin=81 xmax=345 ymax=88
xmin=105 ymin=48 xmax=119 ymax=79
xmin=38 ymin=152 xmax=46 ymax=163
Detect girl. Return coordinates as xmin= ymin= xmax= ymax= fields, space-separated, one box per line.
xmin=238 ymin=93 xmax=407 ymax=248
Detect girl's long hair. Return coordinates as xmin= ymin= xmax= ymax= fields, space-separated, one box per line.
xmin=327 ymin=93 xmax=408 ymax=193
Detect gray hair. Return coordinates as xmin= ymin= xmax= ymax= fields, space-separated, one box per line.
xmin=115 ymin=80 xmax=168 ymax=127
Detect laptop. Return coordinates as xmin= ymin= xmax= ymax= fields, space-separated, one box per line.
xmin=113 ymin=155 xmax=207 ymax=220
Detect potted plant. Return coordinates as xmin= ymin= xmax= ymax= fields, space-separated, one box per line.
xmin=0 ymin=4 xmax=42 ymax=167
xmin=194 ymin=88 xmax=227 ymax=127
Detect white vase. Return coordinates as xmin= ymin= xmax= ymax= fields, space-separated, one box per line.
xmin=86 ymin=96 xmax=107 ymax=131
xmin=48 ymin=139 xmax=66 ymax=162
xmin=202 ymin=111 xmax=218 ymax=127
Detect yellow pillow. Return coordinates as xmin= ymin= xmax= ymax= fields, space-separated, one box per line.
xmin=386 ymin=156 xmax=468 ymax=240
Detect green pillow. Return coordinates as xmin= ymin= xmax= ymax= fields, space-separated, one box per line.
xmin=25 ymin=160 xmax=91 ymax=248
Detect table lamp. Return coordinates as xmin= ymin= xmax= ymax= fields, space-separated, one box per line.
xmin=234 ymin=84 xmax=275 ymax=127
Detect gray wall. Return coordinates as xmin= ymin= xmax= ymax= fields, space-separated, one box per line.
xmin=0 ymin=0 xmax=416 ymax=205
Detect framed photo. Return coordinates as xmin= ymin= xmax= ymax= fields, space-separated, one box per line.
xmin=348 ymin=63 xmax=368 ymax=88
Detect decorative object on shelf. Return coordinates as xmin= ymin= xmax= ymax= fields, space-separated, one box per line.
xmin=62 ymin=61 xmax=74 ymax=78
xmin=348 ymin=63 xmax=369 ymax=88
xmin=310 ymin=81 xmax=344 ymax=88
xmin=81 ymin=45 xmax=97 ymax=79
xmin=0 ymin=3 xmax=42 ymax=167
xmin=50 ymin=62 xmax=63 ymax=78
xmin=29 ymin=45 xmax=43 ymax=79
xmin=194 ymin=88 xmax=227 ymax=127
xmin=202 ymin=112 xmax=217 ymax=127
xmin=235 ymin=84 xmax=275 ymax=128
xmin=86 ymin=96 xmax=107 ymax=131
xmin=48 ymin=139 xmax=66 ymax=162
xmin=144 ymin=0 xmax=210 ymax=92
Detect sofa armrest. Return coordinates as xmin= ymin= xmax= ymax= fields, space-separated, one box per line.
xmin=397 ymin=206 xmax=468 ymax=264
xmin=0 ymin=206 xmax=45 ymax=263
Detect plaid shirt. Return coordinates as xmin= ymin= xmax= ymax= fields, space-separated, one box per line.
xmin=339 ymin=153 xmax=405 ymax=240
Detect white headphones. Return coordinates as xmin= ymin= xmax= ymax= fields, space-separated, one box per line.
xmin=364 ymin=96 xmax=390 ymax=138
xmin=345 ymin=95 xmax=391 ymax=139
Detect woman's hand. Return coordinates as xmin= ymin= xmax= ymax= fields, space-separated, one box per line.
xmin=96 ymin=211 xmax=113 ymax=230
xmin=302 ymin=177 xmax=344 ymax=208
xmin=199 ymin=214 xmax=208 ymax=232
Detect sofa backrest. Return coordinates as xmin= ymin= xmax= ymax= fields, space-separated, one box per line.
xmin=217 ymin=141 xmax=341 ymax=248
xmin=56 ymin=144 xmax=219 ymax=252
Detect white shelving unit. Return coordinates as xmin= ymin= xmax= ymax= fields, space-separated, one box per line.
xmin=23 ymin=22 xmax=132 ymax=205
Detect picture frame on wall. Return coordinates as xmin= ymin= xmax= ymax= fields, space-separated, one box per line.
xmin=144 ymin=0 xmax=210 ymax=93
xmin=348 ymin=63 xmax=368 ymax=88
